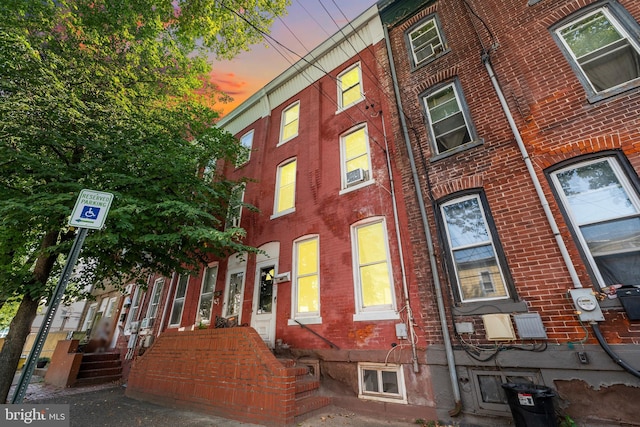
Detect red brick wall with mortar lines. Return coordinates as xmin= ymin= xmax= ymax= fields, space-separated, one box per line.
xmin=125 ymin=327 xmax=296 ymax=426
xmin=385 ymin=0 xmax=640 ymax=346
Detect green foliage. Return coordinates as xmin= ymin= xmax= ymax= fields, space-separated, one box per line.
xmin=0 ymin=0 xmax=289 ymax=297
xmin=0 ymin=300 xmax=20 ymax=330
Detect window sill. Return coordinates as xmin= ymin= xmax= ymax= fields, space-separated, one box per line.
xmin=430 ymin=139 xmax=484 ymax=162
xmin=586 ymin=79 xmax=640 ymax=104
xmin=271 ymin=207 xmax=295 ymax=219
xmin=353 ymin=310 xmax=399 ymax=322
xmin=288 ymin=317 xmax=322 ymax=326
xmin=452 ymin=300 xmax=528 ymax=316
xmin=339 ymin=179 xmax=375 ymax=195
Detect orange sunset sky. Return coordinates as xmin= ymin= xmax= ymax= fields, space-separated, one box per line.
xmin=211 ymin=0 xmax=378 ymax=117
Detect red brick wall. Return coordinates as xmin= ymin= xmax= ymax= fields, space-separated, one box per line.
xmin=126 ymin=327 xmax=296 ymax=426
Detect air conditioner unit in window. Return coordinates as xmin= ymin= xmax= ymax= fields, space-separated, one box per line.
xmin=129 ymin=321 xmax=140 ymax=333
xmin=346 ymin=168 xmax=366 ymax=185
xmin=141 ymin=317 xmax=155 ymax=329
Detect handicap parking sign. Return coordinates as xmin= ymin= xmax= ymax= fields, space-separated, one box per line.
xmin=80 ymin=206 xmax=101 ymax=220
xmin=69 ymin=189 xmax=113 ymax=230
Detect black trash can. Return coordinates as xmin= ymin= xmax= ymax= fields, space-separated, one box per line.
xmin=501 ymin=383 xmax=557 ymax=427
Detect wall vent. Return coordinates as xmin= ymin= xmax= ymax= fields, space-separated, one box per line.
xmin=513 ymin=313 xmax=547 ymax=339
xmin=482 ymin=314 xmax=515 ymax=341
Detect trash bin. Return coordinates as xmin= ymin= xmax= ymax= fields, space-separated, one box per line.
xmin=501 ymin=383 xmax=557 ymax=427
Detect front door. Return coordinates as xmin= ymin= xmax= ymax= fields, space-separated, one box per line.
xmin=251 ymin=262 xmax=277 ymax=348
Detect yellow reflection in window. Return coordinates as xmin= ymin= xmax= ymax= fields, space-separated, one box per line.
xmin=341 ymin=67 xmax=362 ymax=107
xmin=282 ymin=103 xmax=299 ymax=141
xmin=344 ymin=128 xmax=369 ymax=173
xmin=297 ymin=238 xmax=319 ymax=313
xmin=277 ymin=160 xmax=296 ymax=213
xmin=357 ymin=222 xmax=392 ymax=307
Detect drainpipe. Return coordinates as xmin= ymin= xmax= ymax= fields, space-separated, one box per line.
xmin=382 ymin=25 xmax=462 ymax=415
xmin=482 ymin=53 xmax=582 ymax=289
xmin=380 ymin=111 xmax=420 ymax=374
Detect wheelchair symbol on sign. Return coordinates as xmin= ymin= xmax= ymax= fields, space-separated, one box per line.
xmin=80 ymin=206 xmax=100 ymax=220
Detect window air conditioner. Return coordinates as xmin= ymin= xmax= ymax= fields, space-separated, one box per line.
xmin=346 ymin=168 xmax=366 ymax=185
xmin=130 ymin=321 xmax=140 ymax=333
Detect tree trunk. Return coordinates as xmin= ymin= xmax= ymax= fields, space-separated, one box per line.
xmin=0 ymin=229 xmax=61 ymax=403
xmin=0 ymin=294 xmax=40 ymax=403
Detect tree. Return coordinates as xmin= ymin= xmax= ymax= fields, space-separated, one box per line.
xmin=0 ymin=0 xmax=288 ymax=402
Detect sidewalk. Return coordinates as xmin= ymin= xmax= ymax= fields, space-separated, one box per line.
xmin=9 ymin=374 xmax=423 ymax=427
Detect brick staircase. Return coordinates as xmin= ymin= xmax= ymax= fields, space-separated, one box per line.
xmin=278 ymin=358 xmax=330 ymax=419
xmin=76 ymin=351 xmax=122 ymax=386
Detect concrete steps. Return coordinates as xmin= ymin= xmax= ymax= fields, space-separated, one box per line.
xmin=76 ymin=351 xmax=122 ymax=386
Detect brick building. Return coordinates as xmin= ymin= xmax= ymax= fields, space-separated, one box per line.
xmin=123 ymin=7 xmax=441 ymax=425
xmin=379 ymin=0 xmax=640 ymax=424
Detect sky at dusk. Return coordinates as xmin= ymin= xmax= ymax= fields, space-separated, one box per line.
xmin=212 ymin=0 xmax=378 ymax=116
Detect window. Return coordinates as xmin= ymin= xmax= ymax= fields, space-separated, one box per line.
xmin=352 ymin=219 xmax=398 ymax=321
xmin=550 ymin=156 xmax=640 ymax=289
xmin=407 ymin=16 xmax=446 ymax=67
xmin=423 ymin=81 xmax=475 ymax=155
xmin=338 ymin=64 xmax=363 ymax=110
xmin=223 ymin=271 xmax=244 ymax=318
xmin=83 ymin=304 xmax=97 ymax=332
xmin=236 ymin=130 xmax=253 ymax=167
xmin=358 ymin=363 xmax=407 ymax=403
xmin=198 ymin=266 xmax=218 ymax=324
xmin=169 ymin=275 xmax=189 ymax=327
xmin=125 ymin=287 xmax=143 ymax=333
xmin=145 ymin=278 xmax=164 ymax=324
xmin=273 ymin=159 xmax=296 ymax=217
xmin=293 ymin=236 xmax=320 ymax=322
xmin=440 ymin=194 xmax=510 ymax=303
xmin=340 ymin=125 xmax=372 ymax=191
xmin=279 ymin=102 xmax=299 ymax=144
xmin=202 ymin=158 xmax=216 ymax=182
xmin=225 ymin=183 xmax=245 ymax=229
xmin=554 ymin=5 xmax=640 ymax=97
xmin=471 ymin=369 xmax=541 ymax=412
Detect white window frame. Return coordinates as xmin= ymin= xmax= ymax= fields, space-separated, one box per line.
xmin=337 ymin=63 xmax=363 ymax=111
xmin=125 ymin=287 xmax=143 ymax=333
xmin=272 ymin=158 xmax=297 ymax=218
xmin=290 ymin=235 xmax=321 ymax=324
xmin=225 ymin=183 xmax=245 ymax=230
xmin=197 ymin=265 xmax=218 ymax=325
xmin=223 ymin=269 xmax=245 ymax=321
xmin=279 ymin=101 xmax=300 ymax=145
xmin=169 ymin=275 xmax=189 ymax=327
xmin=440 ymin=194 xmax=510 ymax=303
xmin=236 ymin=129 xmax=254 ymax=167
xmin=339 ymin=124 xmax=374 ymax=194
xmin=351 ymin=218 xmax=399 ymax=321
xmin=554 ymin=4 xmax=640 ymax=98
xmin=83 ymin=303 xmax=98 ymax=332
xmin=408 ymin=16 xmax=446 ymax=67
xmin=358 ymin=363 xmax=407 ymax=404
xmin=423 ymin=81 xmax=475 ymax=155
xmin=145 ymin=278 xmax=165 ymax=323
xmin=550 ymin=156 xmax=640 ymax=289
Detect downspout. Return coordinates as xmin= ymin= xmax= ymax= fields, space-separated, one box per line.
xmin=382 ymin=25 xmax=462 ymax=415
xmin=482 ymin=53 xmax=582 ymax=289
xmin=380 ymin=111 xmax=420 ymax=373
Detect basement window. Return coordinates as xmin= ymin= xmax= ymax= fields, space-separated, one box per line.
xmin=358 ymin=363 xmax=407 ymax=404
xmin=471 ymin=369 xmax=542 ymax=413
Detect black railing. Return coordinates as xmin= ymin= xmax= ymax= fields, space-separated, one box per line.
xmin=294 ymin=320 xmax=340 ymax=350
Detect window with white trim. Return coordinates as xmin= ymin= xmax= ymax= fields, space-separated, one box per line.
xmin=169 ymin=275 xmax=189 ymax=327
xmin=407 ymin=16 xmax=446 ymax=67
xmin=225 ymin=183 xmax=245 ymax=229
xmin=293 ymin=236 xmax=320 ymax=322
xmin=550 ymin=156 xmax=640 ymax=289
xmin=83 ymin=303 xmax=97 ymax=332
xmin=236 ymin=130 xmax=253 ymax=167
xmin=338 ymin=64 xmax=363 ymax=110
xmin=440 ymin=194 xmax=510 ymax=303
xmin=273 ymin=159 xmax=296 ymax=217
xmin=423 ymin=81 xmax=474 ymax=155
xmin=197 ymin=266 xmax=217 ymax=324
xmin=340 ymin=125 xmax=372 ymax=191
xmin=125 ymin=287 xmax=143 ymax=333
xmin=223 ymin=270 xmax=244 ymax=319
xmin=145 ymin=278 xmax=164 ymax=325
xmin=554 ymin=4 xmax=640 ymax=97
xmin=279 ymin=102 xmax=300 ymax=144
xmin=358 ymin=363 xmax=407 ymax=404
xmin=352 ymin=219 xmax=398 ymax=320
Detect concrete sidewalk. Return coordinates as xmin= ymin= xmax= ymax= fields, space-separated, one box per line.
xmin=9 ymin=374 xmax=426 ymax=427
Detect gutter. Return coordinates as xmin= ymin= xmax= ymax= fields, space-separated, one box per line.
xmin=382 ymin=25 xmax=462 ymax=415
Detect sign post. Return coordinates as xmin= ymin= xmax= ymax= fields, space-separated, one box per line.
xmin=11 ymin=190 xmax=113 ymax=403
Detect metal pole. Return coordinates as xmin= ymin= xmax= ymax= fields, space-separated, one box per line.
xmin=11 ymin=228 xmax=89 ymax=404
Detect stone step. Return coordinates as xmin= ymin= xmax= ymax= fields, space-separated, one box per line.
xmin=77 ymin=367 xmax=123 ymax=379
xmin=295 ymin=395 xmax=331 ymax=417
xmin=81 ymin=352 xmax=121 ymax=363
xmin=295 ymin=377 xmax=320 ymax=395
xmin=80 ymin=359 xmax=121 ymax=370
xmin=75 ymin=374 xmax=122 ymax=386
